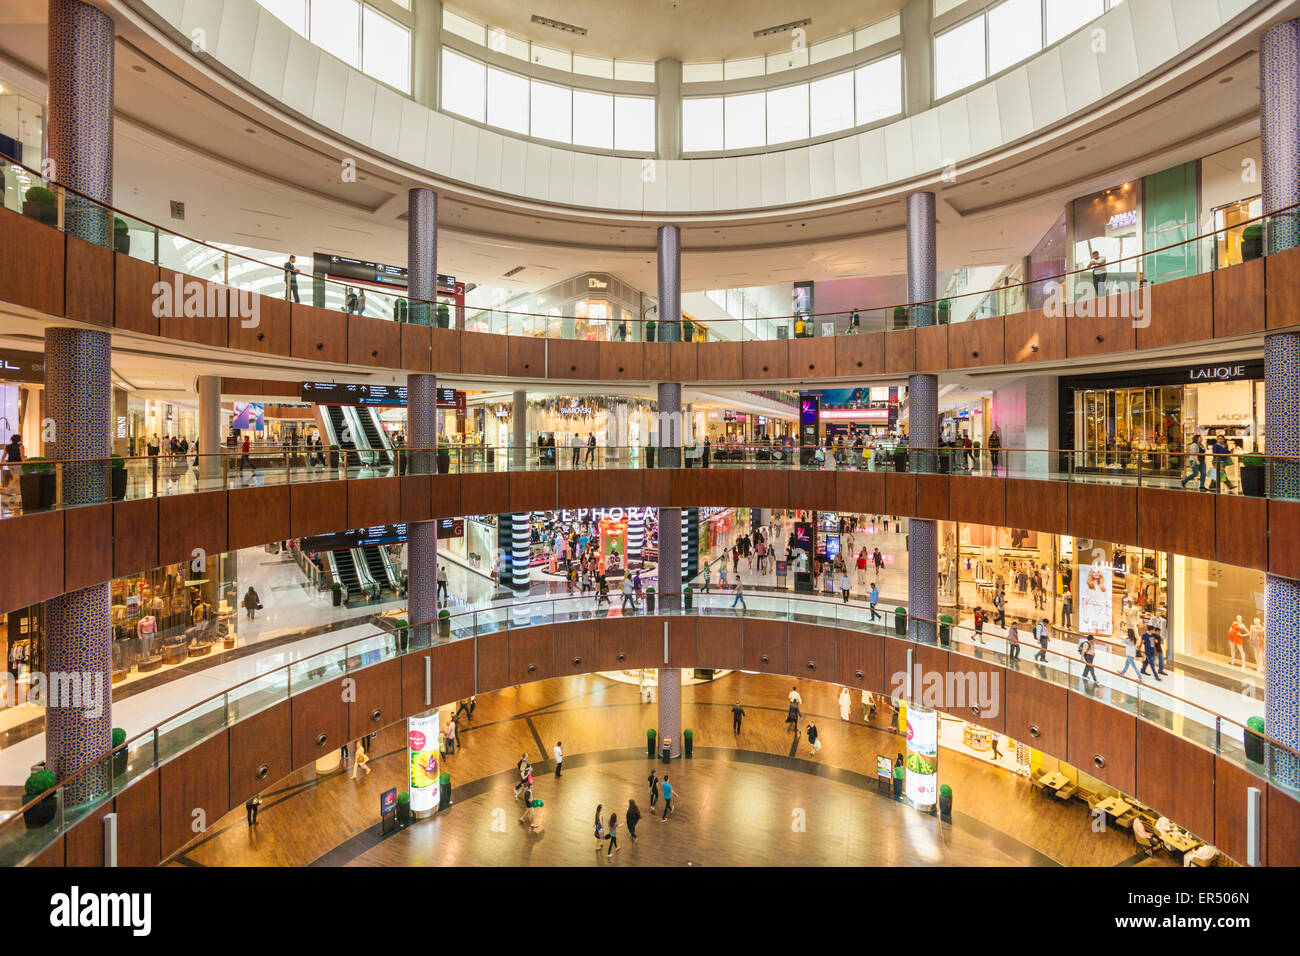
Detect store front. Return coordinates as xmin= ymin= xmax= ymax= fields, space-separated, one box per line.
xmin=1071 ymin=182 xmax=1141 ymax=296
xmin=1061 ymin=362 xmax=1265 ymax=479
xmin=475 ymin=272 xmax=644 ymax=341
xmin=0 ymin=347 xmax=45 ymax=463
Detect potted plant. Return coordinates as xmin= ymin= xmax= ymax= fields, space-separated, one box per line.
xmin=683 ymin=728 xmax=694 ymax=758
xmin=436 ymin=437 xmax=451 ymax=475
xmin=22 ymin=769 xmax=57 ymax=828
xmin=894 ymin=605 xmax=908 ymax=636
xmin=113 ymin=217 xmax=131 ymax=254
xmin=892 ymin=765 xmax=904 ymax=800
xmin=646 ymin=728 xmax=656 ymax=758
xmin=892 ymin=304 xmax=908 ymax=329
xmin=937 ymin=299 xmax=951 ymax=324
xmin=938 ymin=444 xmax=952 ymax=474
xmin=683 ymin=584 xmax=692 ymax=611
xmin=438 ymin=607 xmax=450 ymax=640
xmin=645 ymin=585 xmax=655 ymax=613
xmin=1245 ymin=715 xmax=1266 ymax=764
xmin=111 ymin=727 xmax=128 ymax=776
xmin=396 ymin=790 xmax=411 ymax=825
xmin=1241 ymin=451 xmax=1265 ymax=497
xmin=110 ymin=455 xmax=127 ymax=501
xmin=19 ymin=457 xmax=55 ymax=512
xmin=393 ymin=618 xmax=409 ymax=652
xmin=939 ymin=614 xmax=953 ymax=646
xmin=938 ymin=783 xmax=953 ymax=821
xmin=1241 ymin=223 xmax=1264 ymax=261
xmin=438 ymin=771 xmax=451 ymax=810
xmin=435 ymin=303 xmax=450 ymax=329
xmin=328 ymin=444 xmax=340 ymax=468
xmin=682 ymin=319 xmax=695 ymax=342
xmin=645 ymin=318 xmax=657 ymax=342
xmin=23 ymin=185 xmax=57 ymax=226
xmin=330 ymin=582 xmax=343 ymax=606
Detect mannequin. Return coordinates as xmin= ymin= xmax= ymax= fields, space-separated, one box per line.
xmin=1227 ymin=615 xmax=1249 ymax=666
xmin=1250 ymin=617 xmax=1266 ymax=674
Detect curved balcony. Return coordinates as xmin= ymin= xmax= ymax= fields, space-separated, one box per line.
xmin=5 ymin=593 xmax=1297 ymax=867
xmin=0 ymin=156 xmax=1291 ymax=390
xmin=0 ymin=444 xmax=1294 ymax=619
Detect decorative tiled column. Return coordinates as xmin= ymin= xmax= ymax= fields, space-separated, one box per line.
xmin=906 ymin=192 xmax=939 ymax=644
xmin=657 ymin=383 xmax=682 ymax=611
xmin=47 ymin=0 xmax=114 ymax=247
xmin=407 ymin=373 xmax=439 ymax=646
xmin=656 ymin=225 xmax=682 ymax=343
xmin=658 ymin=667 xmax=682 ymax=758
xmin=43 ymin=326 xmax=113 ymax=800
xmin=408 ymin=187 xmax=437 ymax=327
xmin=1262 ymin=21 xmax=1300 ymax=783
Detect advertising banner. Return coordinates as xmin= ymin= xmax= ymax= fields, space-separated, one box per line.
xmin=904 ymin=706 xmax=938 ymax=806
xmin=1077 ymin=544 xmax=1114 ymax=636
xmin=408 ymin=713 xmax=441 ymax=813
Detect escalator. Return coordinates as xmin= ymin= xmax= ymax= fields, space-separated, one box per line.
xmin=360 ymin=545 xmax=393 ymax=592
xmin=322 ymin=405 xmax=359 ymax=467
xmin=329 ymin=548 xmax=362 ymax=599
xmin=353 ymin=407 xmax=392 ymax=468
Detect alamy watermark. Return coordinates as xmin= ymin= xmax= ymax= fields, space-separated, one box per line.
xmin=151 ymin=274 xmax=260 ymax=328
xmin=1 ymin=669 xmax=105 ymax=718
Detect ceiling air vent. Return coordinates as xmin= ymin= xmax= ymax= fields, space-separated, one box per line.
xmin=169 ymin=200 xmax=185 ymax=220
xmin=502 ymin=265 xmax=526 ymax=278
xmin=754 ymin=18 xmax=811 ymax=38
xmin=531 ymin=14 xmax=586 ymax=36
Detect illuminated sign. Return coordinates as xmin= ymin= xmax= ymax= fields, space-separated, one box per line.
xmin=587 ymin=276 xmax=609 ymax=290
xmin=904 ymin=707 xmax=938 ymax=806
xmin=1106 ymin=209 xmax=1138 ymax=230
xmin=407 ymin=713 xmax=441 ymax=813
xmin=1188 ymin=364 xmax=1248 ymax=381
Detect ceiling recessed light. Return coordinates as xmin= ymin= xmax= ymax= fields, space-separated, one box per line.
xmin=1075 ymin=145 xmax=1086 ymax=151
xmin=244 ymin=127 xmax=256 ymax=134
xmin=1219 ymin=76 xmax=1233 ymax=84
xmin=131 ymin=65 xmax=146 ymax=73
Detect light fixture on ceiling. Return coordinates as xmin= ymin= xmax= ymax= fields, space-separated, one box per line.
xmin=1219 ymin=75 xmax=1233 ymax=84
xmin=531 ymin=14 xmax=587 ymax=36
xmin=132 ymin=65 xmax=146 ymax=73
xmin=754 ymin=18 xmax=811 ymax=38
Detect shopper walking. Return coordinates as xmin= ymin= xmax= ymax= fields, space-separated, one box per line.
xmin=605 ymin=812 xmax=621 ymax=856
xmin=872 ymin=547 xmax=884 ymax=573
xmin=1034 ymin=618 xmax=1050 ymax=663
xmin=571 ymin=432 xmax=582 ymax=468
xmin=242 ymin=586 xmax=261 ymax=621
xmin=513 ymin=754 xmax=531 ymax=798
xmin=972 ymin=606 xmax=986 ymax=645
xmin=585 ymin=432 xmax=596 ymax=465
xmin=869 ymin=582 xmax=880 ymax=622
xmin=621 ymin=575 xmax=637 ymax=612
xmin=1119 ymin=628 xmax=1143 ymax=681
xmin=625 ymin=799 xmax=641 ymax=842
xmin=660 ymin=775 xmax=676 ymax=820
xmin=1079 ymin=636 xmax=1098 ymax=685
xmin=1139 ymin=626 xmax=1163 ymax=682
xmin=593 ymin=804 xmax=605 ymax=847
xmin=806 ymin=720 xmax=821 ymax=756
xmin=1180 ymin=435 xmax=1207 ymax=490
xmin=731 ymin=575 xmax=747 ymax=612
xmin=648 ymin=769 xmax=660 ymax=809
xmin=732 ymin=700 xmax=745 ymax=734
xmin=245 ymin=793 xmax=262 ymax=826
xmin=518 ymin=783 xmax=537 ymax=827
xmin=1061 ymin=588 xmax=1073 ymax=629
xmin=839 ymin=687 xmax=851 ymax=721
xmin=1006 ymin=620 xmax=1021 ymax=665
xmin=838 ymin=570 xmax=852 ymax=603
xmin=553 ymin=740 xmax=564 ymax=777
xmin=437 ymin=565 xmax=449 ymax=603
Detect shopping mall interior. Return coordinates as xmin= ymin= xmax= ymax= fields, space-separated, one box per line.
xmin=0 ymin=0 xmax=1296 ymax=904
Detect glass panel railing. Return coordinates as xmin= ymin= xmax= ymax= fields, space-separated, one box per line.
xmin=4 ymin=150 xmax=1296 ymax=349
xmin=0 ymin=598 xmax=1290 ymax=867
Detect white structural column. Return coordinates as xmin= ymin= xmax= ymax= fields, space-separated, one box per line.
xmin=198 ymin=375 xmax=221 ymax=486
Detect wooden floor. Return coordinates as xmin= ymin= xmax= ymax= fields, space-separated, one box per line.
xmin=174 ymin=672 xmax=1176 ymax=868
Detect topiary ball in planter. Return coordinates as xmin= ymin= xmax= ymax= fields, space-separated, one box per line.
xmin=1245 ymin=715 xmax=1266 ymax=764
xmin=23 ymin=186 xmax=58 ymax=226
xmin=938 ymin=783 xmax=953 ymax=821
xmin=396 ymin=790 xmax=411 ymax=824
xmin=647 ymin=728 xmax=657 ymax=758
xmin=23 ymin=769 xmax=58 ymax=829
